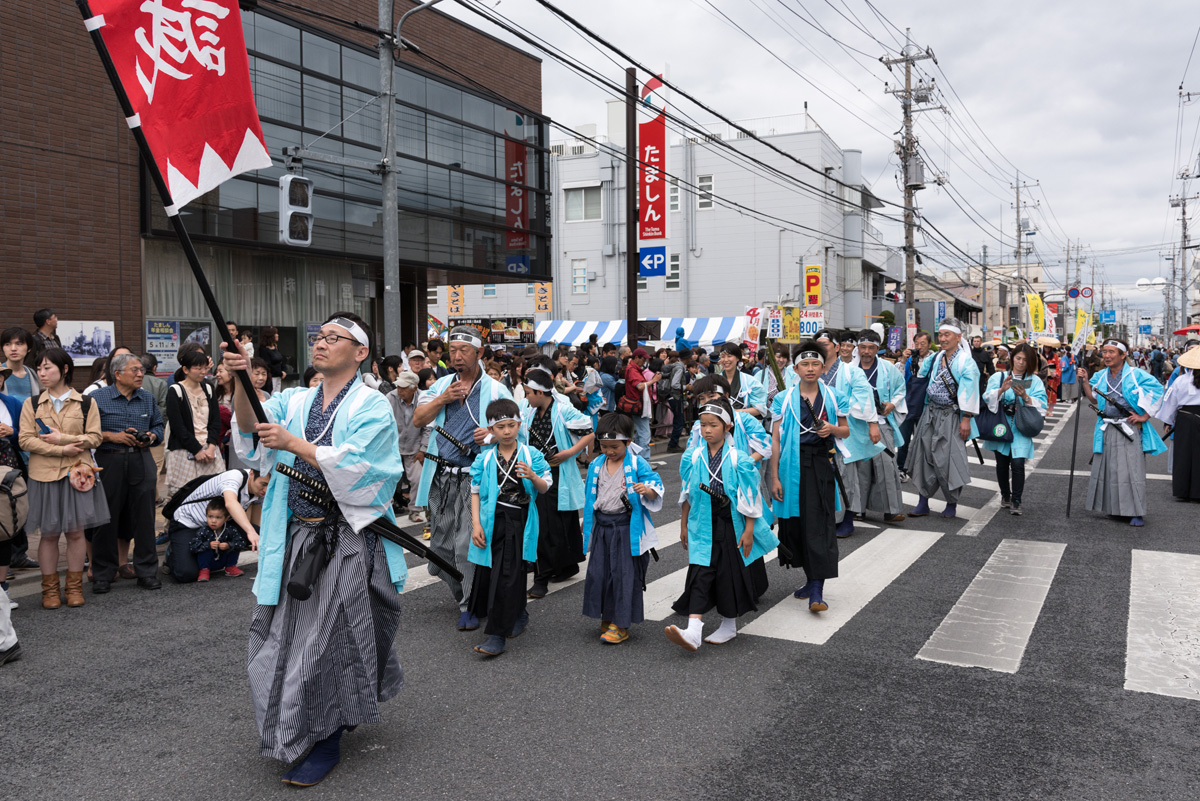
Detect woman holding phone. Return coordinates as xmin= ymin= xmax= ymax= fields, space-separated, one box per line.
xmin=19 ymin=349 xmax=109 ymax=609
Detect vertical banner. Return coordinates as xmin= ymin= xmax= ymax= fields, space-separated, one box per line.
xmin=935 ymin=300 xmax=947 ymax=329
xmin=1073 ymin=308 xmax=1089 ymax=344
xmin=905 ymin=307 xmax=917 ymax=348
xmin=766 ymin=309 xmax=784 ymax=341
xmin=1026 ymin=293 xmax=1045 ymax=334
xmin=1046 ymin=302 xmax=1058 ymax=336
xmin=886 ymin=326 xmax=902 ymax=352
xmin=504 ymin=113 xmax=529 ymax=250
xmin=448 ymin=285 xmax=465 ymax=317
xmin=534 ymin=282 xmax=552 ymax=313
xmin=743 ymin=307 xmax=762 ymax=358
xmin=638 ymin=76 xmax=667 ymax=240
xmin=804 ymin=265 xmax=822 ymax=307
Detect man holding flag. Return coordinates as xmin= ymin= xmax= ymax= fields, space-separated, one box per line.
xmin=76 ymin=1 xmax=410 ymax=786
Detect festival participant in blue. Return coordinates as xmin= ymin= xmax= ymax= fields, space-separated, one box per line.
xmin=714 ymin=342 xmax=768 ymax=419
xmin=224 ymin=312 xmax=405 ymax=788
xmin=848 ymin=330 xmax=907 ymax=524
xmin=683 ymin=374 xmax=772 ymax=462
xmin=519 ymin=368 xmax=594 ymax=599
xmin=769 ymin=342 xmax=849 ymax=613
xmin=666 ymin=398 xmax=778 ymax=651
xmin=813 ymin=330 xmax=884 ymax=537
xmin=580 ymin=414 xmax=664 ymax=645
xmin=908 ymin=318 xmax=981 ymax=519
xmin=413 ymin=326 xmax=513 ymax=631
xmin=1077 ymin=337 xmax=1167 ymax=527
xmin=467 ymin=399 xmax=552 ymax=657
xmin=982 ymin=343 xmax=1047 ymax=516
xmin=1058 ymin=348 xmax=1079 ymax=403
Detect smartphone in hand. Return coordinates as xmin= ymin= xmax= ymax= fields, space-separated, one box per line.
xmin=35 ymin=418 xmax=51 ymax=435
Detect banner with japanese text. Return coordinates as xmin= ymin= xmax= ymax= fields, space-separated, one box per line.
xmin=638 ymin=76 xmax=667 ymax=240
xmin=804 ymin=265 xmax=823 ymax=307
xmin=86 ymin=0 xmax=271 ymax=209
xmin=503 ymin=114 xmax=530 ymax=250
xmin=743 ymin=307 xmax=762 ymax=357
xmin=534 ymin=283 xmax=552 ymax=313
xmin=1026 ymin=293 xmax=1045 ymax=334
xmin=448 ymin=285 xmax=465 ymax=317
xmin=780 ymin=309 xmax=825 ymax=343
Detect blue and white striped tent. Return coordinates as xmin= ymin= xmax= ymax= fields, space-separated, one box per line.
xmin=651 ymin=317 xmax=747 ymax=349
xmin=535 ymin=319 xmax=628 ymax=346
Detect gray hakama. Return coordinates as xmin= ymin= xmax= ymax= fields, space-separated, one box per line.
xmin=248 ymin=519 xmax=403 ymax=763
xmin=1086 ymin=425 xmax=1148 ymax=516
xmin=427 ymin=468 xmax=475 ymax=612
xmin=834 ymin=450 xmax=861 ymax=512
xmin=907 ymin=403 xmax=971 ymax=503
xmin=851 ymin=422 xmax=904 ymax=515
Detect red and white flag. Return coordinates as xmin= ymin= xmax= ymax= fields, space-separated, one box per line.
xmin=84 ymin=0 xmax=271 ymax=210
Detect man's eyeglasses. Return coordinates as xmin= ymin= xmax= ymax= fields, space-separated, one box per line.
xmin=122 ymin=367 xmax=146 ymax=375
xmin=313 ymin=333 xmax=358 ymax=346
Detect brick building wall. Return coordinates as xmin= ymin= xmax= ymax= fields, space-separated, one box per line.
xmin=0 ymin=0 xmax=541 ymax=370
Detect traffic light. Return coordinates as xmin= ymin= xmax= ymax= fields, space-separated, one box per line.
xmin=278 ymin=174 xmax=313 ymax=246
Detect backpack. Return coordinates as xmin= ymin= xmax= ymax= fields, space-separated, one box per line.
xmin=162 ymin=470 xmax=249 ymax=522
xmin=0 ymin=468 xmax=28 ymax=543
xmin=30 ymin=392 xmax=93 ymax=426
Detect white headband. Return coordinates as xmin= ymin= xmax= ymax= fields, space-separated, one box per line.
xmin=525 ymin=378 xmax=553 ymax=393
xmin=938 ymin=323 xmax=963 ymax=335
xmin=329 ymin=317 xmax=369 ymax=347
xmin=795 ymin=351 xmax=823 ymax=364
xmin=487 ymin=412 xmax=521 ymax=426
xmin=449 ymin=330 xmax=483 ymax=349
xmin=699 ymin=403 xmax=733 ymax=425
xmin=1102 ymin=339 xmax=1128 ymax=353
xmin=815 ymin=332 xmax=833 ymax=342
xmin=597 ymin=431 xmax=630 ymax=441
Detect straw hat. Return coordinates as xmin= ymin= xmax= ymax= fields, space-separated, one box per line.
xmin=1178 ymin=347 xmax=1200 ymax=370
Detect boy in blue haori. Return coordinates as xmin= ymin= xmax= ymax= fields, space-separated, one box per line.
xmin=468 ymin=399 xmax=552 ymax=657
xmin=519 ymin=368 xmax=594 ymax=599
xmin=580 ymin=414 xmax=664 ymax=644
xmin=1078 ymin=338 xmax=1166 ymax=527
xmin=667 ymin=398 xmax=778 ymax=651
xmin=770 ymin=342 xmax=850 ymax=612
xmin=813 ymin=330 xmax=884 ymax=538
xmin=848 ymin=329 xmax=908 ymax=524
xmin=225 ymin=313 xmax=405 ymax=788
xmin=907 ymin=319 xmax=981 ymax=519
xmin=413 ymin=326 xmax=513 ymax=631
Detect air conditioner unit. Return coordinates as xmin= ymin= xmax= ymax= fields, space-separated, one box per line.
xmin=550 ymin=144 xmax=564 ymax=155
xmin=587 ymin=271 xmax=597 ymax=280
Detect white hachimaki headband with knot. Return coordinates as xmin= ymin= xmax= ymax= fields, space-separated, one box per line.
xmin=448 ymin=330 xmax=484 ymax=348
xmin=329 ymin=317 xmax=370 ymax=347
xmin=487 ymin=411 xmax=521 ymax=426
xmin=794 ymin=350 xmax=824 ymax=364
xmin=597 ymin=431 xmax=630 ymax=441
xmin=938 ymin=323 xmax=963 ymax=335
xmin=1102 ymin=339 xmax=1128 ymax=353
xmin=525 ymin=377 xmax=554 ymax=393
xmin=699 ymin=403 xmax=733 ymax=425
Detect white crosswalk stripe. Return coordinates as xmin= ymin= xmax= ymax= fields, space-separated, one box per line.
xmin=1125 ymin=550 xmax=1200 ymax=701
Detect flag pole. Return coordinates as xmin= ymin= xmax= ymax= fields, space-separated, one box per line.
xmin=74 ymin=0 xmax=268 ymax=426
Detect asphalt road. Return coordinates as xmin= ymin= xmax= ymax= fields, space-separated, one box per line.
xmin=4 ymin=403 xmax=1199 ymax=800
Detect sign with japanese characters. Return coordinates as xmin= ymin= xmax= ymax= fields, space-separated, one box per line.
xmin=504 ymin=133 xmax=529 ymax=250
xmin=766 ymin=309 xmax=784 ymax=340
xmin=86 ymin=0 xmax=271 ymax=209
xmin=637 ymin=76 xmax=667 ymax=240
xmin=780 ymin=309 xmax=825 ymax=343
xmin=534 ymin=283 xmax=551 ymax=313
xmin=804 ymin=265 xmax=822 ymax=307
xmin=448 ymin=285 xmax=465 ymax=317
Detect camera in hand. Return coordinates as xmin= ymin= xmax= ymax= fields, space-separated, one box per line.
xmin=134 ymin=431 xmax=152 ymax=446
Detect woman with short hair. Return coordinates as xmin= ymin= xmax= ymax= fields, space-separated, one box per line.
xmin=164 ymin=350 xmax=225 ymax=497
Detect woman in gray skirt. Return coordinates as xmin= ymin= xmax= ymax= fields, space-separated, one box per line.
xmin=19 ymin=349 xmax=110 ymax=609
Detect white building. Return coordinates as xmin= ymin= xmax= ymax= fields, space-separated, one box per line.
xmin=429 ymin=108 xmax=902 ymax=343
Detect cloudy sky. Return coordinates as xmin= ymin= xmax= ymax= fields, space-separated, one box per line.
xmin=438 ymin=0 xmax=1200 ymax=317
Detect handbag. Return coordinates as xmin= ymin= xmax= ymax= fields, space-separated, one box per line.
xmin=1014 ymin=401 xmax=1045 ymax=438
xmin=616 ymin=394 xmax=642 ymax=416
xmin=975 ymin=372 xmax=1013 ymax=443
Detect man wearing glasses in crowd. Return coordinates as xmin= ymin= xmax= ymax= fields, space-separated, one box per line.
xmin=90 ymin=352 xmax=165 ymax=593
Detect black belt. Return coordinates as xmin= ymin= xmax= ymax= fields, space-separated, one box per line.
xmin=98 ymin=446 xmax=148 ymax=454
xmin=497 ymin=493 xmax=529 ymax=508
xmin=929 ymin=401 xmax=957 ymax=410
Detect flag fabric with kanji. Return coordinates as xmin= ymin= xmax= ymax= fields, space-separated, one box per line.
xmin=85 ymin=0 xmax=271 ymax=209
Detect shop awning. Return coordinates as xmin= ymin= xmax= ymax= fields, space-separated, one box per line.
xmin=653 ymin=317 xmax=746 ymax=348
xmin=535 ymin=319 xmax=628 ymax=346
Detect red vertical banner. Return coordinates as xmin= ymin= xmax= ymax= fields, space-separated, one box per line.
xmin=638 ymin=76 xmax=666 ymax=240
xmin=505 ymin=117 xmax=529 ymax=250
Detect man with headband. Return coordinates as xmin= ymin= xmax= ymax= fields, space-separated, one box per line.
xmin=848 ymin=329 xmax=908 ymax=523
xmin=1076 ymin=337 xmax=1166 ymax=527
xmin=224 ymin=312 xmax=406 ymax=787
xmin=907 ymin=317 xmax=980 ymax=519
xmin=413 ymin=325 xmax=513 ymax=630
xmin=812 ymin=328 xmax=884 ymax=538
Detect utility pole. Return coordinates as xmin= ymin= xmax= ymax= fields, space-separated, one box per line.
xmin=1169 ymin=193 xmax=1198 ymax=337
xmin=625 ymin=67 xmax=639 ymax=349
xmin=882 ymin=29 xmax=935 ymax=325
xmin=981 ymin=244 xmax=988 ymax=336
xmin=1012 ymin=172 xmax=1038 ymax=333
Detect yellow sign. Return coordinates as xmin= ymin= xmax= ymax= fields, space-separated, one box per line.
xmin=534 ymin=282 xmax=552 ymax=313
xmin=804 ymin=265 xmax=822 ymax=307
xmin=448 ymin=285 xmax=465 ymax=317
xmin=1026 ymin=293 xmax=1045 ymax=334
xmin=1073 ymin=307 xmax=1090 ymax=344
xmin=778 ymin=308 xmax=826 ymax=344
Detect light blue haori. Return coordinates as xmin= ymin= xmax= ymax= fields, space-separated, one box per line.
xmin=519 ymin=396 xmax=593 ymax=511
xmin=233 ymin=377 xmax=407 ymax=604
xmin=981 ymin=371 xmax=1048 ymax=460
xmin=820 ymin=358 xmax=885 ymax=463
xmin=770 ymin=381 xmax=846 ymax=519
xmin=679 ymin=436 xmax=778 ymax=566
xmin=581 ymin=450 xmax=665 ymax=556
xmin=467 ymin=443 xmax=553 ymax=566
xmin=1088 ymin=364 xmax=1167 ymax=456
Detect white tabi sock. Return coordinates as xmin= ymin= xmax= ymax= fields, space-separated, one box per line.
xmin=704 ymin=616 xmax=738 ymax=644
xmin=682 ymin=617 xmax=703 ymax=648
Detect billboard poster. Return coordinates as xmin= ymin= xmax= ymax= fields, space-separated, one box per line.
xmin=144 ymin=320 xmax=211 ymax=375
xmin=780 ymin=309 xmax=825 ymax=343
xmin=449 ymin=317 xmax=536 ymax=345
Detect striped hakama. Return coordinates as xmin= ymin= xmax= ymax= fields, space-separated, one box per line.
xmin=1086 ymin=424 xmax=1149 ymax=517
xmin=582 ymin=510 xmax=649 ymax=629
xmin=907 ymin=403 xmax=972 ymax=503
xmin=427 ymin=468 xmax=475 ymax=612
xmin=851 ymin=421 xmax=903 ymax=515
xmin=248 ymin=518 xmax=403 ymax=763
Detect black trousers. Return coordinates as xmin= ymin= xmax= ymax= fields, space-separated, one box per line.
xmin=897 ymin=411 xmax=922 ymax=474
xmin=995 ymin=452 xmax=1026 ymax=504
xmin=93 ymin=450 xmax=158 ymax=582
